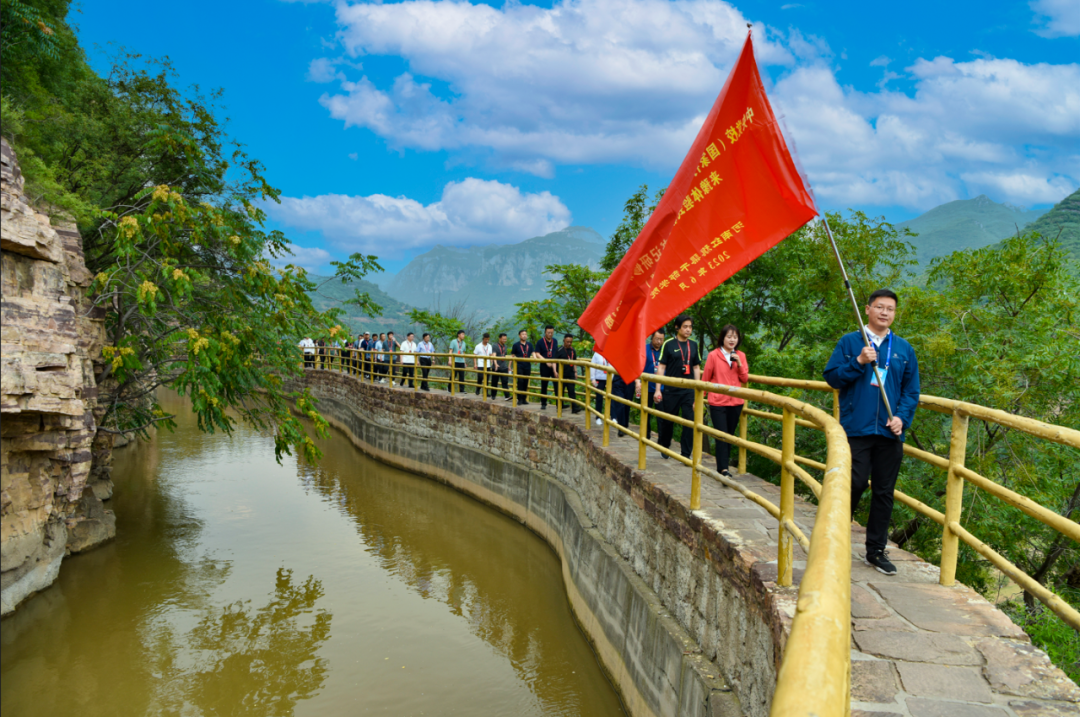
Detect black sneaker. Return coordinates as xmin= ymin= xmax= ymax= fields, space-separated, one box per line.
xmin=863 ymin=550 xmax=897 ymax=576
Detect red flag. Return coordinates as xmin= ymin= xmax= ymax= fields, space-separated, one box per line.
xmin=579 ymin=33 xmax=817 ymax=379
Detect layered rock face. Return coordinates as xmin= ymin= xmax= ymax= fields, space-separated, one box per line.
xmin=1 ymin=137 xmax=113 ymax=615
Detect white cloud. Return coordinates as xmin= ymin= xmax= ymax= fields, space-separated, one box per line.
xmin=1031 ymin=0 xmax=1080 ymax=37
xmin=267 ymin=245 xmax=335 ymax=275
xmin=313 ymin=0 xmax=1078 ymax=209
xmin=771 ymin=58 xmax=1080 ymax=208
xmin=307 ymin=57 xmax=343 ymax=83
xmin=321 ymin=0 xmax=788 ymax=172
xmin=266 ymin=178 xmax=571 ymax=255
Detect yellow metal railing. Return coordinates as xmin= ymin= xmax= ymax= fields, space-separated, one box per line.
xmin=302 ymin=346 xmax=854 ymax=716
xmin=301 ymin=345 xmax=1080 ymax=711
xmin=745 ymin=374 xmax=1080 ymax=632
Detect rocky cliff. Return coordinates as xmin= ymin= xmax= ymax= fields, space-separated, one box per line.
xmin=1 ymin=137 xmax=114 ymax=615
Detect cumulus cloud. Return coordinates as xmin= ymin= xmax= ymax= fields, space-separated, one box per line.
xmin=772 ymin=57 xmax=1080 ymax=207
xmin=313 ymin=0 xmax=1078 ymax=209
xmin=267 ymin=245 xmax=335 ymax=275
xmin=266 ymin=178 xmax=571 ymax=255
xmin=1031 ymin=0 xmax=1080 ymax=37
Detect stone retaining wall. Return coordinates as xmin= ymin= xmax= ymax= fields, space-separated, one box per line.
xmin=296 ymin=369 xmax=807 ymax=717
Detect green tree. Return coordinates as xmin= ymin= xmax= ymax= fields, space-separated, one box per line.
xmin=513 ymin=263 xmax=608 ymax=343
xmin=2 ymin=5 xmax=376 ymax=461
xmin=896 ymin=233 xmax=1079 ymax=605
xmin=601 ymin=184 xmax=666 ymax=272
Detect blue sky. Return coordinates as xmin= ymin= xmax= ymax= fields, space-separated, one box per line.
xmin=74 ymin=0 xmax=1079 ymax=277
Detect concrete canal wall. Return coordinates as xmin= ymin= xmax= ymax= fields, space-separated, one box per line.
xmin=296 ymin=369 xmax=799 ymax=717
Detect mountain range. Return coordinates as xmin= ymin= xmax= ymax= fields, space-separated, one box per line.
xmin=897 ymin=195 xmax=1047 ymax=267
xmin=382 ymin=226 xmax=605 ymax=323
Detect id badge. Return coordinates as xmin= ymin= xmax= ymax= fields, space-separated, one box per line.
xmin=683 ymin=364 xmax=690 ymax=375
xmin=871 ymin=367 xmax=888 ymax=387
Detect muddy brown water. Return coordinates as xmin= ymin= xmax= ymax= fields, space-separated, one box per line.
xmin=1 ymin=393 xmax=625 ymax=716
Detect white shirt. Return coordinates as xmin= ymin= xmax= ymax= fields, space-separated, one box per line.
xmin=299 ymin=338 xmax=315 ymax=354
xmin=866 ymin=327 xmax=890 ymax=348
xmin=474 ymin=342 xmax=495 ymax=368
xmin=590 ymin=353 xmax=610 ymax=382
xmin=399 ymin=340 xmax=418 ymax=363
xmin=720 ymin=347 xmax=738 ymax=366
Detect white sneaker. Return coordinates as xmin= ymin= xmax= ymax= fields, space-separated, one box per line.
xmin=595 ymin=418 xmax=602 ymax=426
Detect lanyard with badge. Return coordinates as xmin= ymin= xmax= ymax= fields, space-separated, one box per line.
xmin=869 ymin=331 xmax=892 ymax=388
xmin=678 ymin=341 xmax=691 ymax=375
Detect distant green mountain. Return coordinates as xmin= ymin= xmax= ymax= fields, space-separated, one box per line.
xmin=898 ymin=195 xmax=1047 ymax=267
xmin=1019 ymin=189 xmax=1080 ymax=271
xmin=385 ymin=226 xmax=606 ymax=323
xmin=306 ymin=277 xmax=421 ymax=337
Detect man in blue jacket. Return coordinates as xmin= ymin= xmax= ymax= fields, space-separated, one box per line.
xmin=824 ymin=289 xmax=920 ymax=576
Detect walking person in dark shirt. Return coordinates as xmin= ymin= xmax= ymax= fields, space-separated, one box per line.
xmin=511 ymin=330 xmax=533 ymax=406
xmin=652 ymin=316 xmax=702 ymax=459
xmin=554 ymin=334 xmax=582 ymax=414
xmin=493 ymin=333 xmax=513 ymax=400
xmin=824 ymin=289 xmax=920 ymax=576
xmin=642 ymin=328 xmax=665 ymax=440
xmin=533 ymin=326 xmax=559 ymax=410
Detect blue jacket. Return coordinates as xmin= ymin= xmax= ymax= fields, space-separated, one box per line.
xmin=643 ymin=343 xmax=663 ymax=395
xmin=823 ymin=330 xmax=920 ymax=440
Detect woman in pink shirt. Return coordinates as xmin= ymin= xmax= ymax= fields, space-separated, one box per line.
xmin=702 ymin=324 xmax=749 ymax=477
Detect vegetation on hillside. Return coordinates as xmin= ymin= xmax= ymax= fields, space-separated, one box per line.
xmin=1017 ymin=188 xmax=1080 ymax=272
xmin=0 ymin=0 xmax=375 ymax=461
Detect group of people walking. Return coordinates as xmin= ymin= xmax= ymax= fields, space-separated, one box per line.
xmin=299 ymin=288 xmax=920 ymax=577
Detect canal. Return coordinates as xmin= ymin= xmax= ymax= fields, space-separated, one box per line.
xmin=0 ymin=392 xmax=625 ymax=716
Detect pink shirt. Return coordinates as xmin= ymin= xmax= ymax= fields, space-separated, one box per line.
xmin=702 ymin=349 xmax=749 ymax=406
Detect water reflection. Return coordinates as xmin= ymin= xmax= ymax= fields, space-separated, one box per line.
xmin=1 ymin=392 xmax=624 ymax=717
xmin=148 ymin=569 xmax=331 ymax=716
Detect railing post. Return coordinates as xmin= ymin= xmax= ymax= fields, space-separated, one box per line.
xmin=941 ymin=410 xmax=969 ymax=587
xmin=603 ymin=372 xmax=612 ymax=447
xmin=583 ymin=365 xmax=592 ymax=430
xmin=832 ymin=389 xmax=841 ymax=421
xmin=778 ymin=407 xmax=796 ymax=587
xmin=691 ymin=388 xmax=704 ymax=510
xmin=556 ymin=365 xmax=563 ymax=418
xmin=638 ymin=386 xmax=648 ymax=469
xmin=481 ymin=361 xmax=488 ymax=401
xmin=738 ymin=410 xmax=748 ymax=475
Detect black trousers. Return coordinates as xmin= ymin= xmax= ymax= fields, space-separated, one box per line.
xmin=453 ymin=364 xmax=466 ymax=391
xmin=594 ymin=382 xmax=605 ymax=416
xmin=419 ymin=358 xmax=432 ymax=390
xmin=495 ymin=368 xmax=511 ymax=397
xmin=539 ymin=364 xmax=557 ymax=406
xmin=304 ymin=353 xmax=314 ymax=369
xmin=401 ymin=364 xmax=415 ymax=388
xmin=611 ymin=375 xmax=636 ymax=429
xmin=559 ymin=370 xmax=579 ymax=412
xmin=657 ymin=389 xmax=695 ymax=457
xmin=708 ymin=404 xmax=743 ymax=472
xmin=475 ymin=368 xmax=495 ymax=396
xmin=376 ymin=360 xmax=389 ymax=378
xmin=850 ymin=435 xmax=904 ymax=554
xmin=515 ymin=367 xmax=532 ymax=404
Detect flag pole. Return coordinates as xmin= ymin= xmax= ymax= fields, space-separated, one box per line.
xmin=820 ymin=215 xmax=896 ymax=424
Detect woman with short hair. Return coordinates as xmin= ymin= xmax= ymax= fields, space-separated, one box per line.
xmin=702 ymin=324 xmax=749 ymax=477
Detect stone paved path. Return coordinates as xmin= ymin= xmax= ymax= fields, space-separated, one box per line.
xmin=371 ymin=377 xmax=1080 ymax=716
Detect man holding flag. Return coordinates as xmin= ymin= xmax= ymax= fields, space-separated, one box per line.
xmin=578 ymin=29 xmax=817 ymax=380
